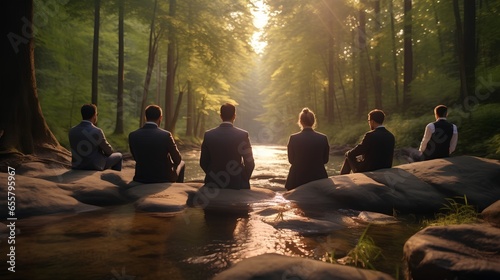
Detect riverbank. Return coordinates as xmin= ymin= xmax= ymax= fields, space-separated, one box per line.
xmin=1 ymin=155 xmax=499 ymax=279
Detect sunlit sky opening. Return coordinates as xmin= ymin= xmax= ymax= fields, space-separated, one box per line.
xmin=251 ymin=0 xmax=269 ymax=54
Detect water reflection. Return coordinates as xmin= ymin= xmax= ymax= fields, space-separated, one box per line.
xmin=183 ymin=144 xmax=342 ymax=183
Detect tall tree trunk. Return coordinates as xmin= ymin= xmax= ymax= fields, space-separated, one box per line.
xmin=185 ymin=80 xmax=194 ymax=137
xmin=453 ymin=0 xmax=467 ymax=103
xmin=463 ymin=0 xmax=476 ymax=98
xmin=403 ymin=0 xmax=413 ymax=110
xmin=335 ymin=61 xmax=348 ymax=108
xmin=389 ymin=0 xmax=400 ymax=107
xmin=327 ymin=24 xmax=336 ymax=124
xmin=115 ymin=0 xmax=124 ymax=134
xmin=432 ymin=0 xmax=445 ymax=57
xmin=156 ymin=51 xmax=162 ymax=105
xmin=91 ymin=0 xmax=100 ymax=105
xmin=357 ymin=0 xmax=368 ymax=117
xmin=1 ymin=0 xmax=69 ymax=164
xmin=164 ymin=0 xmax=177 ymax=131
xmin=139 ymin=0 xmax=159 ymax=127
xmin=373 ymin=0 xmax=383 ymax=109
xmin=170 ymin=90 xmax=184 ymax=135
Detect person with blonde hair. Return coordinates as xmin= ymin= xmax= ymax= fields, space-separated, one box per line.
xmin=285 ymin=108 xmax=330 ymax=190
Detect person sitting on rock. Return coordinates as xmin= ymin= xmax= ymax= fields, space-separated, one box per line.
xmin=285 ymin=107 xmax=330 ymax=190
xmin=69 ymin=104 xmax=123 ymax=171
xmin=199 ymin=103 xmax=255 ymax=189
xmin=340 ymin=109 xmax=395 ymax=174
xmin=418 ymin=105 xmax=458 ymax=161
xmin=128 ymin=104 xmax=185 ymax=183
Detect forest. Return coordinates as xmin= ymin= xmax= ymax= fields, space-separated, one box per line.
xmin=2 ymin=0 xmax=500 ymax=161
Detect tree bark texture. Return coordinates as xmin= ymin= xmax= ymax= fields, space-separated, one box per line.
xmin=1 ymin=0 xmax=69 ymax=165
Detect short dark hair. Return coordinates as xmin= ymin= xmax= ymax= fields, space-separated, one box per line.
xmin=434 ymin=105 xmax=448 ymax=118
xmin=81 ymin=104 xmax=97 ymax=120
xmin=368 ymin=109 xmax=385 ymax=124
xmin=145 ymin=105 xmax=162 ymax=121
xmin=220 ymin=103 xmax=236 ymax=121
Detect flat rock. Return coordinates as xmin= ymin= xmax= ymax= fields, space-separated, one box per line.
xmin=213 ymin=253 xmax=395 ymax=280
xmin=404 ymin=224 xmax=500 ymax=280
xmin=0 ymin=173 xmax=99 ymax=218
xmin=125 ymin=183 xmax=201 ymax=212
xmin=284 ymin=156 xmax=500 ymax=215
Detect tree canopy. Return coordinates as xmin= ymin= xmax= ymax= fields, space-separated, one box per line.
xmin=2 ymin=0 xmax=499 ymax=161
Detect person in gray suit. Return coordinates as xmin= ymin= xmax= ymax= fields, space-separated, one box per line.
xmin=129 ymin=105 xmax=184 ymax=183
xmin=285 ymin=108 xmax=330 ymax=190
xmin=69 ymin=104 xmax=122 ymax=171
xmin=200 ymin=103 xmax=255 ymax=189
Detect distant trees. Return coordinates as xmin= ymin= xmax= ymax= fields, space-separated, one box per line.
xmin=258 ymin=0 xmax=499 ymax=142
xmin=32 ymin=0 xmax=255 ymax=146
xmin=11 ymin=0 xmax=498 ymax=151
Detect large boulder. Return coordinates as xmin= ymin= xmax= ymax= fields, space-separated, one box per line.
xmin=284 ymin=156 xmax=500 ymax=215
xmin=404 ymin=224 xmax=500 ymax=280
xmin=213 ymin=253 xmax=395 ymax=280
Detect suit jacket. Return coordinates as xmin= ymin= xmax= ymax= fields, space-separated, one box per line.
xmin=347 ymin=126 xmax=395 ymax=172
xmin=200 ymin=123 xmax=255 ymax=189
xmin=285 ymin=128 xmax=330 ymax=190
xmin=69 ymin=121 xmax=114 ymax=171
xmin=128 ymin=123 xmax=182 ymax=183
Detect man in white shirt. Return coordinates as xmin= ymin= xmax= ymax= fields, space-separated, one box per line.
xmin=419 ymin=105 xmax=458 ymax=160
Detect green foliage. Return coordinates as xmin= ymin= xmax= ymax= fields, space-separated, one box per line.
xmin=453 ymin=103 xmax=500 ymax=157
xmin=486 ymin=134 xmax=500 ymax=159
xmin=385 ymin=114 xmax=430 ymax=149
xmin=34 ymin=0 xmax=256 ymax=149
xmin=337 ymin=225 xmax=383 ymax=270
xmin=32 ymin=0 xmax=500 ymax=155
xmin=423 ymin=195 xmax=478 ymax=227
xmin=327 ymin=122 xmax=368 ymax=147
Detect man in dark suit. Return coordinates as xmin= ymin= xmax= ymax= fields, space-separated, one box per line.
xmin=340 ymin=109 xmax=395 ymax=174
xmin=200 ymin=103 xmax=255 ymax=189
xmin=129 ymin=105 xmax=184 ymax=183
xmin=419 ymin=105 xmax=458 ymax=160
xmin=69 ymin=104 xmax=122 ymax=171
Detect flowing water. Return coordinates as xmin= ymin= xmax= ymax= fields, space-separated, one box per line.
xmin=0 ymin=145 xmax=421 ymax=280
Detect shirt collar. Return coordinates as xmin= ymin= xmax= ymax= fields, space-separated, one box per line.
xmin=145 ymin=122 xmax=158 ymax=127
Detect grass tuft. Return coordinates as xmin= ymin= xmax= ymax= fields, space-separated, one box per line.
xmin=423 ymin=195 xmax=478 ymax=226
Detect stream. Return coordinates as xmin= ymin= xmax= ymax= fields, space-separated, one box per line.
xmin=1 ymin=145 xmax=421 ymax=280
